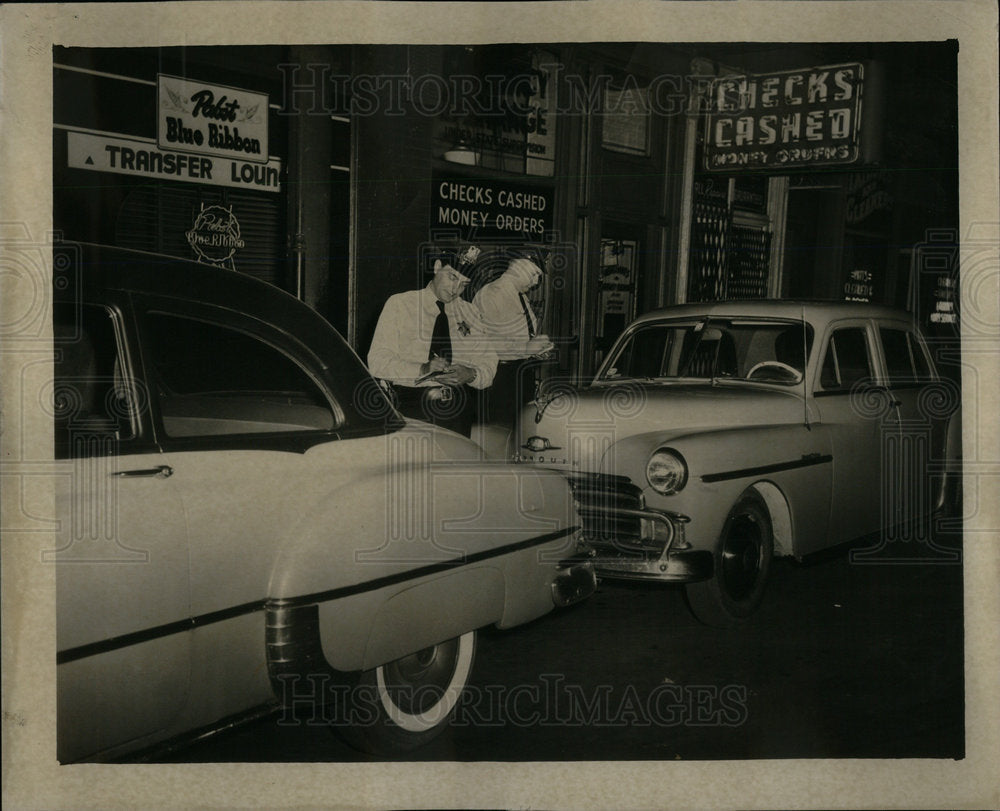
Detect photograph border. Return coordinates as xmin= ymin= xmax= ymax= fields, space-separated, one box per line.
xmin=2 ymin=2 xmax=998 ymax=808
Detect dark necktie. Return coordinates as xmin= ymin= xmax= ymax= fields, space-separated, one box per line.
xmin=430 ymin=300 xmax=452 ymax=363
xmin=518 ymin=293 xmax=536 ymax=339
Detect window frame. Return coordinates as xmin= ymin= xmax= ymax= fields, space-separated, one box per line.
xmin=814 ymin=320 xmax=877 ymax=396
xmin=131 ymin=295 xmax=346 ymax=453
xmin=877 ymin=324 xmax=939 ymax=388
xmin=598 ymin=316 xmax=814 ymax=386
xmin=53 ymin=298 xmax=156 ymax=459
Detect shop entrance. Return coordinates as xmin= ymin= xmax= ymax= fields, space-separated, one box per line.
xmin=783 ymin=185 xmax=844 ymax=300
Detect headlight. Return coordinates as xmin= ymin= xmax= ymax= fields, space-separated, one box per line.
xmin=646 ymin=448 xmax=687 ymax=495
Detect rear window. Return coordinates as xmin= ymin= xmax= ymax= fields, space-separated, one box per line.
xmin=144 ymin=312 xmax=336 ymax=438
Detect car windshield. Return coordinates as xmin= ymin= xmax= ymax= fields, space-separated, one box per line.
xmin=599 ymin=318 xmax=814 ymax=386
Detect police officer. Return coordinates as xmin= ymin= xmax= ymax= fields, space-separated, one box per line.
xmin=473 ymin=256 xmax=554 ymax=424
xmin=368 ymin=246 xmax=496 ymax=436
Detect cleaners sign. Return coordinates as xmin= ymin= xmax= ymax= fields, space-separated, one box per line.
xmin=431 ymin=171 xmax=553 ymax=239
xmin=704 ymin=63 xmax=864 ymax=171
xmin=157 ymin=74 xmax=269 ymax=164
xmin=68 ymin=131 xmax=282 ymax=192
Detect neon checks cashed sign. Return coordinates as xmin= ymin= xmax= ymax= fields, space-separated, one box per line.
xmin=703 ymin=63 xmax=864 ymax=171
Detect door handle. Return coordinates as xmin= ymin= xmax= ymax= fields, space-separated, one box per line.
xmin=111 ymin=465 xmax=174 ymax=479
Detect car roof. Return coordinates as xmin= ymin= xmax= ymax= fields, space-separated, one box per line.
xmin=631 ymin=299 xmax=917 ymax=328
xmin=56 ymin=241 xmax=404 ymax=435
xmin=59 ymin=241 xmax=344 ymax=357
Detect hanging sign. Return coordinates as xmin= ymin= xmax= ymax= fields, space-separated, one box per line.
xmin=843 ymin=268 xmax=874 ymax=302
xmin=931 ymin=275 xmax=957 ymax=325
xmin=434 ymin=52 xmax=558 ymax=177
xmin=157 ymin=74 xmax=270 ymax=164
xmin=704 ymin=63 xmax=864 ymax=171
xmin=845 ymin=170 xmax=893 ymax=225
xmin=68 ymin=131 xmax=282 ymax=192
xmin=431 ymin=171 xmax=553 ymax=240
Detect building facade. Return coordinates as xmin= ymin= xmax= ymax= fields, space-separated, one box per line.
xmin=53 ymin=41 xmax=959 ymax=385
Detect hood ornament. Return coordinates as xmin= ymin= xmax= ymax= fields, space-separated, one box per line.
xmin=530 ymin=393 xmax=557 ymax=424
xmin=530 ymin=379 xmax=562 ymax=424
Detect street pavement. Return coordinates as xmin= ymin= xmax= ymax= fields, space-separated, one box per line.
xmin=154 ymin=522 xmax=964 ymax=763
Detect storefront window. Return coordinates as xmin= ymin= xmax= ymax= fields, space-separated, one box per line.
xmin=601 ymin=85 xmax=650 ymax=156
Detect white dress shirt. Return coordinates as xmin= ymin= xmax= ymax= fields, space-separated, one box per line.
xmin=368 ymin=283 xmax=496 ymax=388
xmin=474 ymin=274 xmax=539 ymax=360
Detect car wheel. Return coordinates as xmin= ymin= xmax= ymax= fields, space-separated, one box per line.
xmin=685 ymin=494 xmax=773 ymax=628
xmin=335 ymin=631 xmax=476 ymax=754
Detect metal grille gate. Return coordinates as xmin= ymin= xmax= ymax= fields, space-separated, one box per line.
xmin=688 ymin=202 xmax=771 ymax=302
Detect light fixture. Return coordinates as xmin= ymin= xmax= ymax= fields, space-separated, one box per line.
xmin=443 ymin=136 xmax=478 ymax=166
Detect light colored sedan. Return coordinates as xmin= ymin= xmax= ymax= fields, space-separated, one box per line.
xmin=51 ymin=243 xmax=594 ymax=762
xmin=515 ymin=301 xmax=960 ymax=626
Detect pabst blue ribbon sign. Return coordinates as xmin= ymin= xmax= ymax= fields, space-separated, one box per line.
xmin=703 ymin=63 xmax=864 ymax=171
xmin=158 ymin=74 xmax=269 ymax=164
xmin=186 ymin=204 xmax=245 ymax=270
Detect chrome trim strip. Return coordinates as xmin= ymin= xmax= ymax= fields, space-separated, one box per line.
xmin=701 ymin=454 xmax=832 ymax=484
xmin=57 ymin=526 xmax=580 ymax=665
xmin=271 ymin=526 xmax=580 ymax=609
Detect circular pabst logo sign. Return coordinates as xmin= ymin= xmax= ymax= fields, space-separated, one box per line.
xmin=185 ymin=204 xmax=245 ymax=270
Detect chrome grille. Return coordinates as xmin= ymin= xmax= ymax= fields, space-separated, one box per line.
xmin=566 ymin=473 xmax=649 ymax=554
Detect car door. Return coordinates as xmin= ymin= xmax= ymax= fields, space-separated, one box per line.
xmin=811 ymin=319 xmax=893 ymax=543
xmin=53 ymin=300 xmax=191 ymax=762
xmin=875 ymin=323 xmax=953 ymax=527
xmin=131 ymin=299 xmax=347 ymax=722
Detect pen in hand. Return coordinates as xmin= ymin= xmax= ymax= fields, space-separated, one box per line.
xmin=416 ymin=353 xmax=452 ymax=383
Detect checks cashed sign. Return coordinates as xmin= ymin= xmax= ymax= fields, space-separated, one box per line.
xmin=432 ymin=171 xmax=553 ymax=240
xmin=704 ymin=63 xmax=864 ymax=171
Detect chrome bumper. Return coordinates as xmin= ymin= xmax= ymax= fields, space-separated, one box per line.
xmin=593 ymin=547 xmax=713 ymax=582
xmin=579 ymin=507 xmax=713 ymax=583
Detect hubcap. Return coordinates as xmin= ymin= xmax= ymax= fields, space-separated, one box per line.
xmin=381 ymin=639 xmax=459 ymax=715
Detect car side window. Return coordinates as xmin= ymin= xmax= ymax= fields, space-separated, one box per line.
xmin=819 ymin=327 xmax=872 ymax=391
xmin=53 ymin=303 xmax=137 ymax=459
xmin=143 ymin=312 xmax=335 ymax=438
xmin=613 ymin=325 xmax=672 ymax=378
xmin=880 ymin=327 xmax=934 ymax=384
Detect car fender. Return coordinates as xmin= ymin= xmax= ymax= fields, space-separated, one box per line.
xmin=599 ymin=423 xmax=833 ymax=557
xmin=267 ymin=459 xmax=579 ymax=671
xmin=356 ymin=567 xmax=505 ymax=670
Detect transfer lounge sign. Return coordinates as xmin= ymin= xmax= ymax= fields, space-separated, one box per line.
xmin=704 ymin=63 xmax=864 ymax=171
xmin=67 ymin=131 xmax=281 ymax=192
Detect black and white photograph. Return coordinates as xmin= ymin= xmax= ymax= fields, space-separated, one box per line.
xmin=2 ymin=2 xmax=998 ymax=809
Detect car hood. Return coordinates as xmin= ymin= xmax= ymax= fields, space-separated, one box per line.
xmin=516 ymin=380 xmax=806 ymax=470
